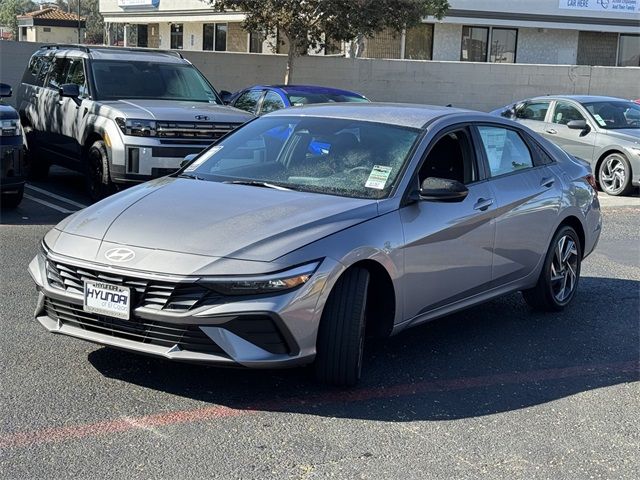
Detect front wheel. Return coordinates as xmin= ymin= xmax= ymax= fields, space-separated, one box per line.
xmin=599 ymin=153 xmax=633 ymax=196
xmin=85 ymin=140 xmax=115 ymax=202
xmin=314 ymin=267 xmax=370 ymax=386
xmin=523 ymin=226 xmax=582 ymax=312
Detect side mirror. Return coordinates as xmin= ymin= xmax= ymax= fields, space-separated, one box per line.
xmin=180 ymin=153 xmax=198 ymax=168
xmin=59 ymin=83 xmax=80 ymax=99
xmin=219 ymin=90 xmax=232 ymax=105
xmin=415 ymin=177 xmax=469 ymax=202
xmin=0 ymin=83 xmax=12 ymax=98
xmin=567 ymin=119 xmax=591 ymax=136
xmin=501 ymin=107 xmax=515 ymax=119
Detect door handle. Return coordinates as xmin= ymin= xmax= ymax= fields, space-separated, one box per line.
xmin=545 ymin=128 xmax=557 ymax=135
xmin=540 ymin=177 xmax=555 ymax=188
xmin=473 ymin=198 xmax=494 ymax=211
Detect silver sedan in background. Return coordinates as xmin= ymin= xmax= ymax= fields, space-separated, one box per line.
xmin=29 ymin=104 xmax=602 ymax=386
xmin=492 ymin=95 xmax=640 ymax=196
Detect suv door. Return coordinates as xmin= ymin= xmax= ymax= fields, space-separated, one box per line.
xmin=474 ymin=124 xmax=562 ymax=286
xmin=57 ymin=57 xmax=89 ymax=161
xmin=399 ymin=126 xmax=496 ymax=320
xmin=546 ymin=100 xmax=596 ymax=161
xmin=514 ymin=99 xmax=552 ymax=135
xmin=40 ymin=56 xmax=70 ymax=156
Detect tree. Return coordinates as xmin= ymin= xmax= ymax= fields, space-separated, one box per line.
xmin=0 ymin=0 xmax=37 ymax=40
xmin=55 ymin=0 xmax=105 ymax=44
xmin=208 ymin=0 xmax=449 ymax=84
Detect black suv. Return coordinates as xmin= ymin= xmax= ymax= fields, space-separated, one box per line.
xmin=0 ymin=83 xmax=26 ymax=209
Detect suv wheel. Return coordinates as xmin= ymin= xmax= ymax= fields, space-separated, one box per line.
xmin=1 ymin=185 xmax=25 ymax=209
xmin=599 ymin=153 xmax=633 ymax=196
xmin=314 ymin=267 xmax=370 ymax=386
xmin=86 ymin=140 xmax=114 ymax=202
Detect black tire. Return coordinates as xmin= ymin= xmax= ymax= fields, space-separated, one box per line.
xmin=85 ymin=140 xmax=114 ymax=202
xmin=1 ymin=185 xmax=24 ymax=209
xmin=523 ymin=225 xmax=582 ymax=312
xmin=314 ymin=267 xmax=370 ymax=387
xmin=598 ymin=153 xmax=633 ymax=196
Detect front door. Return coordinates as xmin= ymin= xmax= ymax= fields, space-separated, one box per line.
xmin=546 ymin=100 xmax=596 ymax=161
xmin=400 ymin=127 xmax=495 ymax=321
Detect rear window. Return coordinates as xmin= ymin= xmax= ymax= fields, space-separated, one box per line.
xmin=287 ymin=92 xmax=369 ymax=106
xmin=21 ymin=54 xmax=48 ymax=87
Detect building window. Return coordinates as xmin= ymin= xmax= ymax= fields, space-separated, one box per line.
xmin=170 ymin=24 xmax=183 ymax=50
xmin=137 ymin=25 xmax=148 ymax=48
xmin=404 ymin=24 xmax=434 ymax=60
xmin=249 ymin=31 xmax=264 ymax=53
xmin=490 ymin=28 xmax=517 ymax=63
xmin=364 ymin=29 xmax=402 ymax=59
xmin=43 ymin=27 xmax=52 ymax=33
xmin=618 ymin=34 xmax=640 ymax=66
xmin=21 ymin=27 xmax=27 ymax=38
xmin=461 ymin=26 xmax=489 ymax=62
xmin=577 ymin=31 xmax=617 ymax=66
xmin=204 ymin=23 xmax=227 ymax=51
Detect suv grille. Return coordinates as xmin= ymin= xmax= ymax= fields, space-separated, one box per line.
xmin=45 ymin=261 xmax=222 ymax=312
xmin=156 ymin=121 xmax=241 ymax=140
xmin=45 ymin=298 xmax=227 ymax=356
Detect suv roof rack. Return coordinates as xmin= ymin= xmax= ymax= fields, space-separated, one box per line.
xmin=38 ymin=44 xmax=184 ymax=59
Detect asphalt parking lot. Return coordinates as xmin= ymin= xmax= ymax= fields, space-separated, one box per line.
xmin=1 ymin=170 xmax=638 ymax=479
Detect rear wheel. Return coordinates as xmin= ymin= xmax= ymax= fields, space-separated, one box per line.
xmin=314 ymin=267 xmax=370 ymax=387
xmin=1 ymin=185 xmax=24 ymax=209
xmin=523 ymin=225 xmax=582 ymax=312
xmin=599 ymin=153 xmax=633 ymax=196
xmin=85 ymin=140 xmax=114 ymax=202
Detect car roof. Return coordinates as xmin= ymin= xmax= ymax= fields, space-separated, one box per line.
xmin=36 ymin=45 xmax=186 ymax=64
xmin=247 ymin=84 xmax=366 ymax=97
xmin=265 ymin=103 xmax=474 ymax=129
xmin=530 ymin=95 xmax=631 ymax=104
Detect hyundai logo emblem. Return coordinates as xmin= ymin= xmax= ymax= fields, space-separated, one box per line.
xmin=105 ymin=248 xmax=136 ymax=263
xmin=195 ymin=115 xmax=209 ymax=121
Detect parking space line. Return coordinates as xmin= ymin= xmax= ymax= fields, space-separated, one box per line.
xmin=25 ymin=185 xmax=88 ymax=209
xmin=0 ymin=360 xmax=636 ymax=450
xmin=23 ymin=194 xmax=76 ymax=214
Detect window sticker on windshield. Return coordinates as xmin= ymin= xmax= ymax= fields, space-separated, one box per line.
xmin=365 ymin=165 xmax=393 ymax=190
xmin=593 ymin=114 xmax=607 ymax=127
xmin=184 ymin=146 xmax=223 ymax=172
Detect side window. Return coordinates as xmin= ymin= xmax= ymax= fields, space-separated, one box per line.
xmin=22 ymin=54 xmax=45 ymax=86
xmin=36 ymin=56 xmax=54 ymax=87
xmin=527 ymin=137 xmax=555 ymax=166
xmin=260 ymin=91 xmax=286 ymax=115
xmin=234 ymin=90 xmax=263 ymax=114
xmin=477 ymin=126 xmax=534 ymax=177
xmin=47 ymin=58 xmax=70 ymax=90
xmin=516 ymin=101 xmax=551 ymax=121
xmin=65 ymin=59 xmax=88 ymax=97
xmin=418 ymin=129 xmax=478 ymax=185
xmin=552 ymin=101 xmax=585 ymax=125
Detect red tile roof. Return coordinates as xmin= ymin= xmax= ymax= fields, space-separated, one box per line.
xmin=18 ymin=7 xmax=85 ymax=22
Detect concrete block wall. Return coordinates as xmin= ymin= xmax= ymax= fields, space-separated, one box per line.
xmin=1 ymin=41 xmax=639 ymax=112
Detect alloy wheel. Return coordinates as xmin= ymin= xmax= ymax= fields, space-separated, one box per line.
xmin=550 ymin=235 xmax=579 ymax=303
xmin=600 ymin=155 xmax=627 ymax=195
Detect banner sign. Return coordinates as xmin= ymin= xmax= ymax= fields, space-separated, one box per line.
xmin=559 ymin=0 xmax=640 ymax=13
xmin=117 ymin=0 xmax=160 ymax=8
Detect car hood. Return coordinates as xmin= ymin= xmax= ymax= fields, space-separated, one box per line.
xmin=0 ymin=103 xmax=19 ymax=120
xmin=55 ymin=178 xmax=378 ymax=262
xmin=600 ymin=129 xmax=640 ymax=144
xmin=98 ymin=99 xmax=253 ymax=123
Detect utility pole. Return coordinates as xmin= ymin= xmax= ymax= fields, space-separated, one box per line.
xmin=77 ymin=1 xmax=82 ymax=44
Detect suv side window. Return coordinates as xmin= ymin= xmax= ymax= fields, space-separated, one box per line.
xmin=477 ymin=126 xmax=534 ymax=177
xmin=234 ymin=90 xmax=263 ymax=114
xmin=65 ymin=59 xmax=88 ymax=97
xmin=37 ymin=56 xmax=54 ymax=87
xmin=47 ymin=57 xmax=70 ymax=90
xmin=516 ymin=101 xmax=551 ymax=122
xmin=551 ymin=101 xmax=585 ymax=125
xmin=260 ymin=91 xmax=286 ymax=115
xmin=22 ymin=54 xmax=46 ymax=86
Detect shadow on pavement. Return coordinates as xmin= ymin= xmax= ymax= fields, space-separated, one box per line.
xmin=88 ymin=276 xmax=639 ymax=421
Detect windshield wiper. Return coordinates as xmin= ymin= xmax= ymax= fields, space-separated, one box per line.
xmin=223 ymin=180 xmax=291 ymax=191
xmin=178 ymin=173 xmax=204 ymax=180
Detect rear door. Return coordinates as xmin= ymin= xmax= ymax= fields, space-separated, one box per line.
xmin=39 ymin=56 xmax=70 ymax=156
xmin=514 ymin=99 xmax=552 ymax=136
xmin=474 ymin=123 xmax=562 ymax=286
xmin=546 ymin=100 xmax=596 ymax=161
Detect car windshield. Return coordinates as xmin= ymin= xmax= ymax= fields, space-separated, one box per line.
xmin=287 ymin=92 xmax=369 ymax=106
xmin=182 ymin=116 xmax=419 ymax=199
xmin=91 ymin=60 xmax=221 ymax=103
xmin=583 ymin=100 xmax=640 ymax=130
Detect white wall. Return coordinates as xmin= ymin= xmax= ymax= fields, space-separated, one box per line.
xmin=432 ymin=23 xmax=462 ymax=61
xmin=517 ymin=28 xmax=579 ymax=65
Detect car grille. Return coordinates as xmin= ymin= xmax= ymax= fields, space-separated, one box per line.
xmin=44 ymin=298 xmax=227 ymax=356
xmin=155 ymin=121 xmax=241 ymax=140
xmin=45 ymin=260 xmax=222 ymax=312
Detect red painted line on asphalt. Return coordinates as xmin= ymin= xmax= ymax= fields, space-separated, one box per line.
xmin=1 ymin=360 xmax=637 ymax=449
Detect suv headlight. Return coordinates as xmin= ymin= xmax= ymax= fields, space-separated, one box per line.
xmin=115 ymin=118 xmax=157 ymax=137
xmin=0 ymin=119 xmax=21 ymax=137
xmin=198 ymin=262 xmax=320 ymax=296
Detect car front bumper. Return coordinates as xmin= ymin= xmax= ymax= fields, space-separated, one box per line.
xmin=28 ymin=248 xmax=338 ymax=368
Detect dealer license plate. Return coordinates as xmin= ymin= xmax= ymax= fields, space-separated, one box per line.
xmin=83 ymin=281 xmax=131 ymax=320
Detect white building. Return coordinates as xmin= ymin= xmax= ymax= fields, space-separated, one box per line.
xmin=99 ymin=0 xmax=640 ymax=66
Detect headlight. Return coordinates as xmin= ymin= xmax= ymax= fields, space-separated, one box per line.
xmin=198 ymin=262 xmax=320 ymax=296
xmin=115 ymin=118 xmax=157 ymax=137
xmin=0 ymin=119 xmax=21 ymax=137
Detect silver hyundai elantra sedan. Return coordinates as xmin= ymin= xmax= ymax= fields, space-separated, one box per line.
xmin=29 ymin=104 xmax=602 ymax=386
